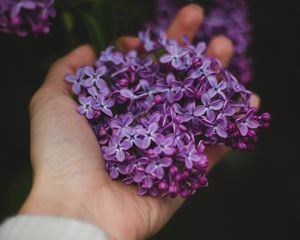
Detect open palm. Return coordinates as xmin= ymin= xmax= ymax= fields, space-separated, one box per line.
xmin=20 ymin=4 xmax=257 ymax=240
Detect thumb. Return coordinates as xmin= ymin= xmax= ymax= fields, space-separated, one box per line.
xmin=43 ymin=45 xmax=96 ymax=96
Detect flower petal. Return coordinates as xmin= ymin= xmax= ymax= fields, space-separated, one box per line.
xmin=239 ymin=123 xmax=248 ymax=136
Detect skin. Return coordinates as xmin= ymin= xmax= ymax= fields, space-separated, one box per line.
xmin=20 ymin=4 xmax=259 ymax=240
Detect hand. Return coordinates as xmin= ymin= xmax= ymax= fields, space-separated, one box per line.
xmin=20 ymin=4 xmax=258 ymax=240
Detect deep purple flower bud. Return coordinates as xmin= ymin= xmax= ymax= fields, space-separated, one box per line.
xmin=198 ymin=175 xmax=208 ymax=186
xmin=238 ymin=142 xmax=247 ymax=150
xmin=247 ymin=129 xmax=257 ymax=138
xmin=118 ymin=78 xmax=129 ymax=87
xmin=169 ymin=183 xmax=177 ymax=193
xmin=175 ymin=173 xmax=182 ymax=182
xmin=180 ymin=189 xmax=190 ymax=198
xmin=159 ymin=181 xmax=168 ymax=190
xmin=170 ymin=165 xmax=178 ymax=175
xmin=99 ymin=126 xmax=107 ymax=136
xmin=261 ymin=112 xmax=272 ymax=121
xmin=153 ymin=95 xmax=163 ymax=104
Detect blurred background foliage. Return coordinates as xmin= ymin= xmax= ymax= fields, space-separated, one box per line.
xmin=0 ymin=0 xmax=299 ymax=239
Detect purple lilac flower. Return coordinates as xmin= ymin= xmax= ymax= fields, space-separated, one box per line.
xmin=138 ymin=29 xmax=155 ymax=51
xmin=152 ymin=135 xmax=175 ymax=156
xmin=83 ymin=66 xmax=107 ymax=89
xmin=100 ymin=46 xmax=123 ymax=65
xmin=160 ymin=42 xmax=188 ymax=69
xmin=93 ymin=94 xmax=114 ymax=117
xmin=106 ymin=161 xmax=127 ymax=179
xmin=0 ymin=0 xmax=56 ymax=36
xmin=189 ymin=58 xmax=214 ymax=80
xmin=179 ymin=142 xmax=203 ymax=169
xmin=110 ymin=113 xmax=133 ymax=137
xmin=207 ymin=78 xmax=228 ymax=99
xmin=101 ymin=137 xmax=131 ymax=162
xmin=65 ymin=30 xmax=270 ymax=198
xmin=77 ymin=95 xmax=95 ymax=120
xmin=194 ymin=94 xmax=224 ymax=121
xmin=236 ymin=108 xmax=259 ymax=136
xmin=157 ymin=73 xmax=179 ymax=103
xmin=205 ymin=116 xmax=228 ymax=139
xmin=65 ymin=67 xmax=84 ymax=95
xmin=136 ymin=122 xmax=159 ymax=149
xmin=145 ymin=157 xmax=172 ymax=179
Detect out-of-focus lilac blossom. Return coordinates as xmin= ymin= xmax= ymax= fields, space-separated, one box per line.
xmin=148 ymin=0 xmax=253 ymax=83
xmin=100 ymin=46 xmax=123 ymax=65
xmin=65 ymin=30 xmax=270 ymax=198
xmin=0 ymin=0 xmax=56 ymax=36
xmin=138 ymin=29 xmax=155 ymax=51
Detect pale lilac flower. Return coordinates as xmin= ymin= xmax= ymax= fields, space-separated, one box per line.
xmin=160 ymin=43 xmax=188 ymax=69
xmin=205 ymin=117 xmax=228 ymax=138
xmin=172 ymin=77 xmax=194 ymax=101
xmin=153 ymin=135 xmax=175 ymax=156
xmin=123 ymin=126 xmax=144 ymax=148
xmin=136 ymin=122 xmax=159 ymax=149
xmin=156 ymin=73 xmax=179 ymax=103
xmin=110 ymin=113 xmax=133 ymax=137
xmin=194 ymin=94 xmax=224 ymax=121
xmin=102 ymin=137 xmax=131 ymax=162
xmin=236 ymin=108 xmax=259 ymax=136
xmin=77 ymin=95 xmax=95 ymax=119
xmin=146 ymin=157 xmax=172 ymax=179
xmin=93 ymin=94 xmax=114 ymax=117
xmin=207 ymin=78 xmax=228 ymax=98
xmin=189 ymin=58 xmax=214 ymax=80
xmin=133 ymin=170 xmax=154 ymax=189
xmin=179 ymin=142 xmax=202 ymax=169
xmin=106 ymin=161 xmax=126 ymax=179
xmin=83 ymin=66 xmax=107 ymax=89
xmin=65 ymin=68 xmax=84 ymax=95
xmin=138 ymin=29 xmax=155 ymax=51
xmin=100 ymin=46 xmax=123 ymax=65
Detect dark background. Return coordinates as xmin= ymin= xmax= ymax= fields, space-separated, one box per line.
xmin=0 ymin=0 xmax=299 ymax=239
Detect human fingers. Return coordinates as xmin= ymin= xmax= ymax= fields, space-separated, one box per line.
xmin=205 ymin=35 xmax=234 ymax=67
xmin=117 ymin=3 xmax=204 ymax=51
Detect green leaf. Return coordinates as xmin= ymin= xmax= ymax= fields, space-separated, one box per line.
xmin=75 ymin=8 xmax=105 ymax=51
xmin=61 ymin=10 xmax=74 ymax=33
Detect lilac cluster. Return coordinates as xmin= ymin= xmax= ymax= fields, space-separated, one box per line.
xmin=65 ymin=31 xmax=270 ymax=198
xmin=0 ymin=0 xmax=56 ymax=36
xmin=147 ymin=0 xmax=253 ymax=83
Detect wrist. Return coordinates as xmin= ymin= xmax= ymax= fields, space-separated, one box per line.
xmin=18 ymin=176 xmax=125 ymax=240
xmin=20 ymin=182 xmax=83 ymax=220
